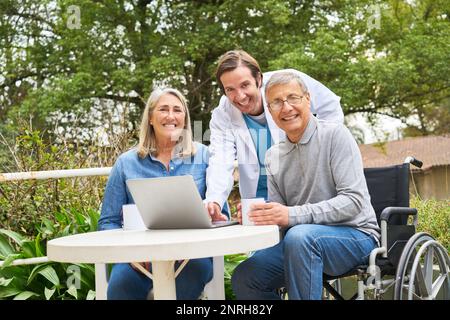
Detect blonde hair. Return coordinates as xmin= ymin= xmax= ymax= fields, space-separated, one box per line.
xmin=137 ymin=88 xmax=196 ymax=159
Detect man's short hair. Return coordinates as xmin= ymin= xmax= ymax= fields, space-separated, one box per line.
xmin=215 ymin=50 xmax=262 ymax=93
xmin=265 ymin=71 xmax=309 ymax=96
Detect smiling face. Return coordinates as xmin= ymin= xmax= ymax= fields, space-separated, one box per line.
xmin=266 ymin=80 xmax=311 ymax=143
xmin=150 ymin=93 xmax=186 ymax=145
xmin=219 ymin=65 xmax=263 ymax=116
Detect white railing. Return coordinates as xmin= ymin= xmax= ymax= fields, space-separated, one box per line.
xmin=0 ymin=167 xmax=112 ymax=182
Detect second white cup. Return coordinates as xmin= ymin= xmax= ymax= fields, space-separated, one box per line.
xmin=241 ymin=198 xmax=265 ymax=226
xmin=122 ymin=204 xmax=147 ymax=230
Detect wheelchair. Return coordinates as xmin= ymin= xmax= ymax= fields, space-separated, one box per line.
xmin=323 ymin=157 xmax=450 ymax=300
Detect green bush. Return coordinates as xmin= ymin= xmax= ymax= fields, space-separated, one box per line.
xmin=0 ymin=208 xmax=99 ymax=300
xmin=224 ymin=254 xmax=248 ymax=300
xmin=0 ymin=128 xmax=119 ymax=235
xmin=412 ymin=196 xmax=450 ymax=252
xmin=0 ymin=127 xmax=110 ymax=299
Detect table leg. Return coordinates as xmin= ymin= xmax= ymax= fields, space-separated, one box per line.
xmin=152 ymin=260 xmax=176 ymax=300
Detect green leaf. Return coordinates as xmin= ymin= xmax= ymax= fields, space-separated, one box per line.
xmin=0 ymin=277 xmax=14 ymax=287
xmin=74 ymin=211 xmax=85 ymax=225
xmin=87 ymin=209 xmax=99 ymax=231
xmin=34 ymin=233 xmax=44 ymax=257
xmin=67 ymin=285 xmax=77 ymax=299
xmin=0 ymin=286 xmax=22 ymax=298
xmin=55 ymin=211 xmax=68 ymax=224
xmin=0 ymin=234 xmax=14 ymax=257
xmin=13 ymin=291 xmax=39 ymax=300
xmin=21 ymin=241 xmax=38 ymax=259
xmin=27 ymin=263 xmax=51 ymax=285
xmin=44 ymin=287 xmax=56 ymax=300
xmin=37 ymin=266 xmax=60 ymax=287
xmin=0 ymin=229 xmax=25 ymax=246
xmin=41 ymin=218 xmax=55 ymax=234
xmin=86 ymin=290 xmax=96 ymax=300
xmin=61 ymin=225 xmax=72 ymax=237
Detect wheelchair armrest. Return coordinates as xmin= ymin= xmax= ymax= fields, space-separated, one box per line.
xmin=380 ymin=207 xmax=417 ymax=223
xmin=379 ymin=207 xmax=417 ymax=259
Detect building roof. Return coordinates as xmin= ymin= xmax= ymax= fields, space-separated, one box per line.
xmin=359 ymin=135 xmax=450 ymax=170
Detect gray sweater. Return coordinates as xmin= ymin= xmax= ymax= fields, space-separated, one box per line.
xmin=265 ymin=115 xmax=380 ymax=241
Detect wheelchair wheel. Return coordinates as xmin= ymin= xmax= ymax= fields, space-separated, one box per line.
xmin=394 ymin=232 xmax=450 ymax=300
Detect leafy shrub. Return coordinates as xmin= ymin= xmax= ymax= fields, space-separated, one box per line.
xmin=224 ymin=254 xmax=248 ymax=300
xmin=0 ymin=208 xmax=100 ymax=300
xmin=412 ymin=196 xmax=450 ymax=252
xmin=0 ymin=126 xmax=129 ymax=235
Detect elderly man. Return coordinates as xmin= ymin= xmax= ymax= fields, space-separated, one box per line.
xmin=231 ymin=71 xmax=380 ymax=300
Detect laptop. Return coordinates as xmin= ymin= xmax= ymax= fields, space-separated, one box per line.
xmin=126 ymin=175 xmax=238 ymax=229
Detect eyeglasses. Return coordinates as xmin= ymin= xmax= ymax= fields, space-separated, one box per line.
xmin=268 ymin=95 xmax=304 ymax=111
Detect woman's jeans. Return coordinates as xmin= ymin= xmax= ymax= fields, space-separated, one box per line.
xmin=107 ymin=257 xmax=213 ymax=300
xmin=232 ymin=224 xmax=377 ymax=300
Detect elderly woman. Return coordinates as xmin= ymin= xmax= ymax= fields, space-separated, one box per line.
xmin=98 ymin=87 xmax=227 ymax=300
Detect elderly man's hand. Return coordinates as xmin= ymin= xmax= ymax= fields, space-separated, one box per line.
xmin=205 ymin=202 xmax=228 ymax=222
xmin=248 ymin=202 xmax=289 ymax=227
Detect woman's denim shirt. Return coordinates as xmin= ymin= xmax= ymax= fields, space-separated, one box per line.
xmin=98 ymin=142 xmax=209 ymax=230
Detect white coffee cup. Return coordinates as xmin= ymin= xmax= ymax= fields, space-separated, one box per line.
xmin=122 ymin=204 xmax=147 ymax=230
xmin=241 ymin=198 xmax=265 ymax=226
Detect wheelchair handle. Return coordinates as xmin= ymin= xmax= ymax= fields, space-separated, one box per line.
xmin=404 ymin=156 xmax=423 ymax=168
xmin=380 ymin=207 xmax=417 ymax=223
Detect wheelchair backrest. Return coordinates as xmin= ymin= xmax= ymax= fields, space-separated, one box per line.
xmin=364 ymin=163 xmax=410 ymax=225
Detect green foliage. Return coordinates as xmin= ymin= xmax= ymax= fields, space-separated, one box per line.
xmin=267 ymin=0 xmax=450 ymax=135
xmin=0 ymin=125 xmax=127 ymax=235
xmin=1 ymin=0 xmax=448 ymax=142
xmin=224 ymin=253 xmax=248 ymax=300
xmin=412 ymin=196 xmax=450 ymax=252
xmin=0 ymin=207 xmax=98 ymax=300
xmin=0 ymin=124 xmax=124 ymax=300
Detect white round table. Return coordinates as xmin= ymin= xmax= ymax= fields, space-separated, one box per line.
xmin=47 ymin=225 xmax=280 ymax=299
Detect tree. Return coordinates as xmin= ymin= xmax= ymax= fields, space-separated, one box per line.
xmin=1 ymin=0 xmax=448 ymax=148
xmin=268 ymin=0 xmax=450 ymax=136
xmin=1 ymin=0 xmax=300 ymax=141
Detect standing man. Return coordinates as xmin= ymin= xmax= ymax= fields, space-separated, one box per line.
xmin=205 ymin=50 xmax=344 ymax=219
xmin=231 ymin=71 xmax=379 ymax=299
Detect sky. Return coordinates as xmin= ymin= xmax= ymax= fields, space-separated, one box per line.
xmin=345 ymin=113 xmax=406 ymax=144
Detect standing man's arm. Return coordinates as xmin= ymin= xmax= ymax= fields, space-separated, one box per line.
xmin=283 ymin=69 xmax=344 ymax=123
xmin=205 ymin=99 xmax=237 ymax=219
